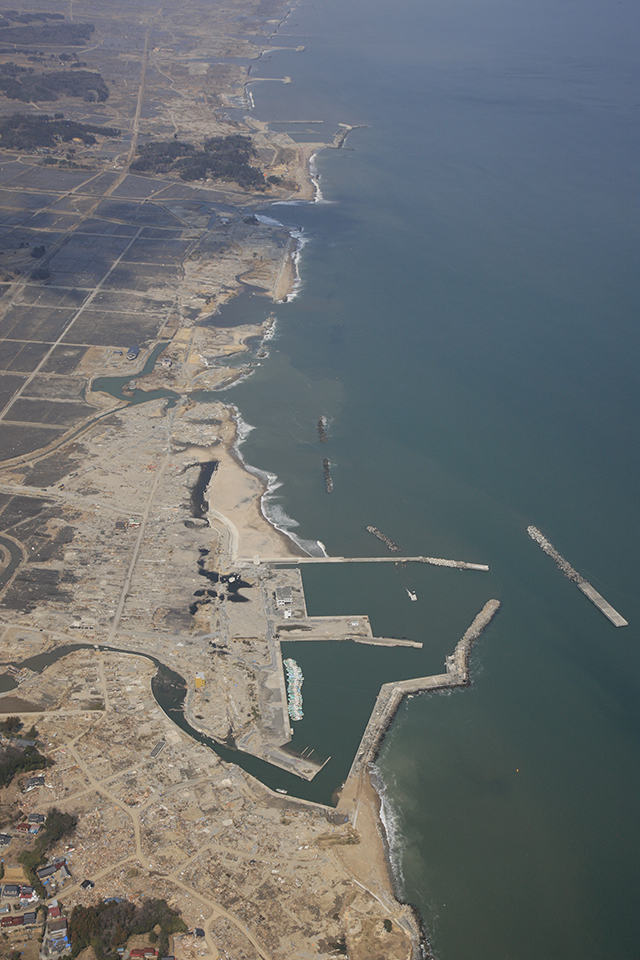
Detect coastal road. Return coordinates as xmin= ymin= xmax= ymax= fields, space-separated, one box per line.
xmin=208 ymin=506 xmax=240 ymax=564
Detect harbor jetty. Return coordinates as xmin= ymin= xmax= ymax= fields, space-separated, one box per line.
xmin=367 ymin=525 xmax=400 ymax=552
xmin=261 ymin=555 xmax=489 ymax=570
xmin=322 ymin=458 xmax=333 ymax=493
xmin=347 ymin=600 xmax=501 ymax=780
xmin=444 ymin=599 xmax=502 ymax=679
xmin=276 ymin=613 xmax=423 ymax=648
xmin=527 ymin=526 xmax=627 ymax=627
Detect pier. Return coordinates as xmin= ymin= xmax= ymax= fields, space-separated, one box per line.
xmin=527 ymin=526 xmax=627 ymax=627
xmin=346 ymin=600 xmax=501 ymax=780
xmin=577 ymin=582 xmax=628 ymax=628
xmin=275 ymin=614 xmax=423 ymax=648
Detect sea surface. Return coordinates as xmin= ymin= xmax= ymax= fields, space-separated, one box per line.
xmin=218 ymin=1 xmax=639 ymax=957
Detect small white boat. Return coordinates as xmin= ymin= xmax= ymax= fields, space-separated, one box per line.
xmin=406 ymin=588 xmax=418 ymax=601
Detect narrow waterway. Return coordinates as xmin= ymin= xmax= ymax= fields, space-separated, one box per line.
xmin=0 ymin=643 xmax=346 ymax=806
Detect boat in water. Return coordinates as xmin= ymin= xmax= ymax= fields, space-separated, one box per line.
xmin=406 ymin=588 xmax=418 ymax=601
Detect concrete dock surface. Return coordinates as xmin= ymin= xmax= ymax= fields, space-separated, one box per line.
xmin=528 ymin=526 xmax=627 ymax=627
xmin=577 ymin=582 xmax=628 ymax=627
xmin=251 ymin=555 xmax=490 ymax=570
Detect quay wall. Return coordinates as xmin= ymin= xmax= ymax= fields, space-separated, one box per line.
xmin=279 ymin=633 xmax=423 ymax=648
xmin=265 ymin=555 xmax=490 ymax=570
xmin=347 ymin=600 xmax=501 ymax=781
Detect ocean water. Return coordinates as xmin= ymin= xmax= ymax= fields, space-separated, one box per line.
xmin=219 ymin=1 xmax=640 ymax=957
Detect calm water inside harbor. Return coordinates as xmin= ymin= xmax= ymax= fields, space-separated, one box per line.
xmin=217 ymin=0 xmax=639 ymax=957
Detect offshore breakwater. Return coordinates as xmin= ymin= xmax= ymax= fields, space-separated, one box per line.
xmin=347 ymin=600 xmax=501 ymax=781
xmin=527 ymin=526 xmax=627 ymax=627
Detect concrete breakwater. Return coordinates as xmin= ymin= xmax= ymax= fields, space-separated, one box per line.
xmin=367 ymin=525 xmax=401 ymax=552
xmin=527 ymin=525 xmax=582 ymax=582
xmin=527 ymin=526 xmax=627 ymax=627
xmin=323 ymin=458 xmax=334 ymax=493
xmin=444 ymin=599 xmax=502 ymax=679
xmin=317 ymin=416 xmax=328 ymax=443
xmin=347 ymin=600 xmax=501 ymax=781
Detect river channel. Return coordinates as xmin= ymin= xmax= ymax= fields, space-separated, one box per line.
xmin=0 ymin=643 xmax=347 ymax=808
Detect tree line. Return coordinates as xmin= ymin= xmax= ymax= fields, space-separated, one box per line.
xmin=132 ymin=134 xmax=279 ymax=190
xmin=0 ymin=62 xmax=109 ymax=102
xmin=0 ymin=113 xmax=120 ymax=149
xmin=0 ymin=743 xmax=52 ymax=788
xmin=0 ymin=20 xmax=94 ymax=46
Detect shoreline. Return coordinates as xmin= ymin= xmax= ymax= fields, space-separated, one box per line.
xmin=225 ymin=406 xmax=313 ymax=559
xmin=369 ymin=767 xmax=435 ymax=960
xmin=0 ymin=2 xmax=429 ymax=956
xmin=201 ymin=402 xmax=305 ymax=563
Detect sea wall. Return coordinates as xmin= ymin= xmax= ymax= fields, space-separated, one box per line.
xmin=347 ymin=600 xmax=501 ymax=781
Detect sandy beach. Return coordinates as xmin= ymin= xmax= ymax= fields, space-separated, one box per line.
xmin=203 ymin=405 xmax=305 ymax=562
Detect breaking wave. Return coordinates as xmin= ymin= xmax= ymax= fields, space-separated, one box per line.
xmin=370 ymin=763 xmax=407 ymax=898
xmin=309 ymin=151 xmax=324 ymax=202
xmin=286 ymin=228 xmax=308 ymax=301
xmin=230 ymin=408 xmax=327 ymax=557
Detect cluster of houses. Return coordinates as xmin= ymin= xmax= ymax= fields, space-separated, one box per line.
xmin=0 ymin=882 xmax=77 ymax=956
xmin=0 ymin=882 xmax=39 ymax=929
xmin=0 ymin=811 xmax=46 ymax=848
xmin=42 ymin=900 xmax=69 ymax=955
xmin=16 ymin=812 xmax=46 ymax=836
xmin=36 ymin=857 xmax=73 ymax=894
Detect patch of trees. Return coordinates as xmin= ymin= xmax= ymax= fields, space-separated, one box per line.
xmin=31 ymin=266 xmax=50 ymax=280
xmin=0 ymin=62 xmax=109 ymax=102
xmin=0 ymin=715 xmax=22 ymax=735
xmin=0 ymin=20 xmax=94 ymax=46
xmin=0 ymin=113 xmax=120 ymax=149
xmin=132 ymin=134 xmax=268 ymax=190
xmin=0 ymin=717 xmax=38 ymax=738
xmin=69 ymin=899 xmax=187 ymax=959
xmin=39 ymin=807 xmax=78 ymax=848
xmin=0 ymin=743 xmax=52 ymax=788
